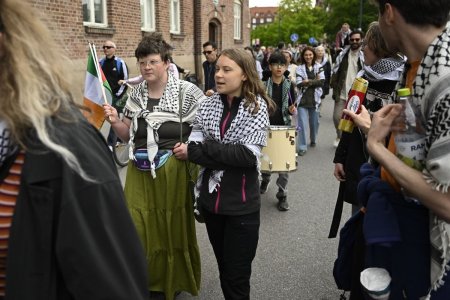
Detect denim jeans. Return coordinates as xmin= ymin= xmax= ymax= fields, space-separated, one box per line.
xmin=297 ymin=106 xmax=319 ymax=152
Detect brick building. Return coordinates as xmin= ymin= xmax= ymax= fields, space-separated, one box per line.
xmin=249 ymin=6 xmax=278 ymax=30
xmin=29 ymin=0 xmax=251 ymax=95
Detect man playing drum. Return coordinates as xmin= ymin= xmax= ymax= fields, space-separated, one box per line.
xmin=261 ymin=53 xmax=297 ymax=211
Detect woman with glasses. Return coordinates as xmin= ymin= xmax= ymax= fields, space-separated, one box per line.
xmin=103 ymin=32 xmax=206 ymax=300
xmin=295 ymin=46 xmax=325 ymax=156
xmin=176 ymin=48 xmax=275 ymax=300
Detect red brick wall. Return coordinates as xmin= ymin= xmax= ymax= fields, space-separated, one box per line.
xmin=29 ymin=0 xmax=251 ymax=91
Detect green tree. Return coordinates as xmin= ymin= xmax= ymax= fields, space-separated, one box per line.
xmin=250 ymin=0 xmax=379 ymax=47
xmin=323 ymin=0 xmax=378 ymax=43
xmin=251 ymin=0 xmax=327 ymax=47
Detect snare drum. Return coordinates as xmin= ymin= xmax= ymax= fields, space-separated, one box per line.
xmin=260 ymin=126 xmax=297 ymax=172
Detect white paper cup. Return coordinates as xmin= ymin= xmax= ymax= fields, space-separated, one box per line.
xmin=360 ymin=268 xmax=391 ymax=300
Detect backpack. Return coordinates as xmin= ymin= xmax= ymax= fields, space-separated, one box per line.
xmin=333 ymin=209 xmax=365 ymax=292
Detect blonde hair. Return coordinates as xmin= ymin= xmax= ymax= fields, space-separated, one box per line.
xmin=365 ymin=21 xmax=398 ymax=58
xmin=0 ymin=0 xmax=91 ymax=180
xmin=219 ymin=48 xmax=276 ymax=115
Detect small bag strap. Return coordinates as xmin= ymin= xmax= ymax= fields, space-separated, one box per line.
xmin=178 ymin=84 xmax=184 ymax=147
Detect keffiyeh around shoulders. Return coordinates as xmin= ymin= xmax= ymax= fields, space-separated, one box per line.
xmin=189 ymin=93 xmax=270 ymax=194
xmin=361 ymin=56 xmax=405 ymax=82
xmin=123 ymin=72 xmax=205 ymax=177
xmin=408 ymin=22 xmax=450 ymax=298
xmin=190 ymin=93 xmax=269 ymax=147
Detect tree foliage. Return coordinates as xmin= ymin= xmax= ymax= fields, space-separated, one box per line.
xmin=251 ymin=0 xmax=378 ymax=47
xmin=323 ymin=0 xmax=378 ymax=41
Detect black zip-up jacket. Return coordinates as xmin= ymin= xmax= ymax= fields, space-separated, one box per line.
xmin=3 ymin=110 xmax=148 ymax=300
xmin=188 ymin=96 xmax=261 ymax=216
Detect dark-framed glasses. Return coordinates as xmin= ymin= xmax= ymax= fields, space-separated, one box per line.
xmin=203 ymin=50 xmax=213 ymax=55
xmin=349 ymin=38 xmax=361 ymax=43
xmin=103 ymin=45 xmax=114 ymax=50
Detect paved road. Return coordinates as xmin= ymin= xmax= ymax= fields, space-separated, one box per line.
xmin=115 ymin=95 xmax=350 ymax=300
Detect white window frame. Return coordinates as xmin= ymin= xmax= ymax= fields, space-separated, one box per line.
xmin=141 ymin=0 xmax=155 ymax=31
xmin=170 ymin=0 xmax=181 ymax=34
xmin=82 ymin=0 xmax=108 ymax=27
xmin=260 ymin=18 xmax=264 ymax=23
xmin=266 ymin=17 xmax=272 ymax=22
xmin=233 ymin=0 xmax=242 ymax=40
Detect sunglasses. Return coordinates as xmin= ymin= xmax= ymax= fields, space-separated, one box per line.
xmin=103 ymin=46 xmax=114 ymax=50
xmin=349 ymin=38 xmax=361 ymax=42
xmin=203 ymin=50 xmax=213 ymax=55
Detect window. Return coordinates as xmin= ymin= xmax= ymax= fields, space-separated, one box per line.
xmin=82 ymin=0 xmax=107 ymax=26
xmin=252 ymin=18 xmax=256 ymax=23
xmin=266 ymin=17 xmax=272 ymax=22
xmin=141 ymin=0 xmax=155 ymax=31
xmin=260 ymin=18 xmax=264 ymax=23
xmin=233 ymin=0 xmax=241 ymax=40
xmin=255 ymin=13 xmax=259 ymax=17
xmin=170 ymin=0 xmax=180 ymax=34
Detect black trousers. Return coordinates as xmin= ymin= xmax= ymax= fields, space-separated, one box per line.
xmin=203 ymin=209 xmax=260 ymax=300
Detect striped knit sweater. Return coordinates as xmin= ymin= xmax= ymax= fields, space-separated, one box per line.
xmin=0 ymin=151 xmax=24 ymax=296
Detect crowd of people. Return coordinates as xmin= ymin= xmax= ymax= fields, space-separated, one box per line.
xmin=1 ymin=0 xmax=450 ymax=299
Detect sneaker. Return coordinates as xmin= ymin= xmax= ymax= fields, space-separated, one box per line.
xmin=297 ymin=150 xmax=307 ymax=156
xmin=277 ymin=197 xmax=290 ymax=211
xmin=260 ymin=180 xmax=270 ymax=194
xmin=333 ymin=138 xmax=340 ymax=148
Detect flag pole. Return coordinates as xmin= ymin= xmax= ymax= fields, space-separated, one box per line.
xmin=90 ymin=43 xmax=109 ymax=105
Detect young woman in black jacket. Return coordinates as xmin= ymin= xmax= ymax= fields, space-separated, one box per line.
xmin=175 ymin=48 xmax=275 ymax=300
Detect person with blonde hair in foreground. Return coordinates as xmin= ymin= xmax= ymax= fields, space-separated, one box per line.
xmin=0 ymin=0 xmax=148 ymax=299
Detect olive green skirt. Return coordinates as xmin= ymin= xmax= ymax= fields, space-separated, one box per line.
xmin=124 ymin=156 xmax=201 ymax=300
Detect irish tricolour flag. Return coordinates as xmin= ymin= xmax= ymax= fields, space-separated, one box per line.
xmin=83 ymin=44 xmax=112 ymax=129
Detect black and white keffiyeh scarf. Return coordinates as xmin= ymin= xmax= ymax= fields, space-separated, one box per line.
xmin=123 ymin=72 xmax=205 ymax=178
xmin=403 ymin=22 xmax=450 ymax=298
xmin=189 ymin=93 xmax=270 ymax=195
xmin=295 ymin=63 xmax=325 ymax=108
xmin=332 ymin=45 xmax=365 ymax=75
xmin=0 ymin=120 xmax=16 ymax=168
xmin=264 ymin=77 xmax=293 ymax=125
xmin=357 ymin=56 xmax=405 ymax=82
